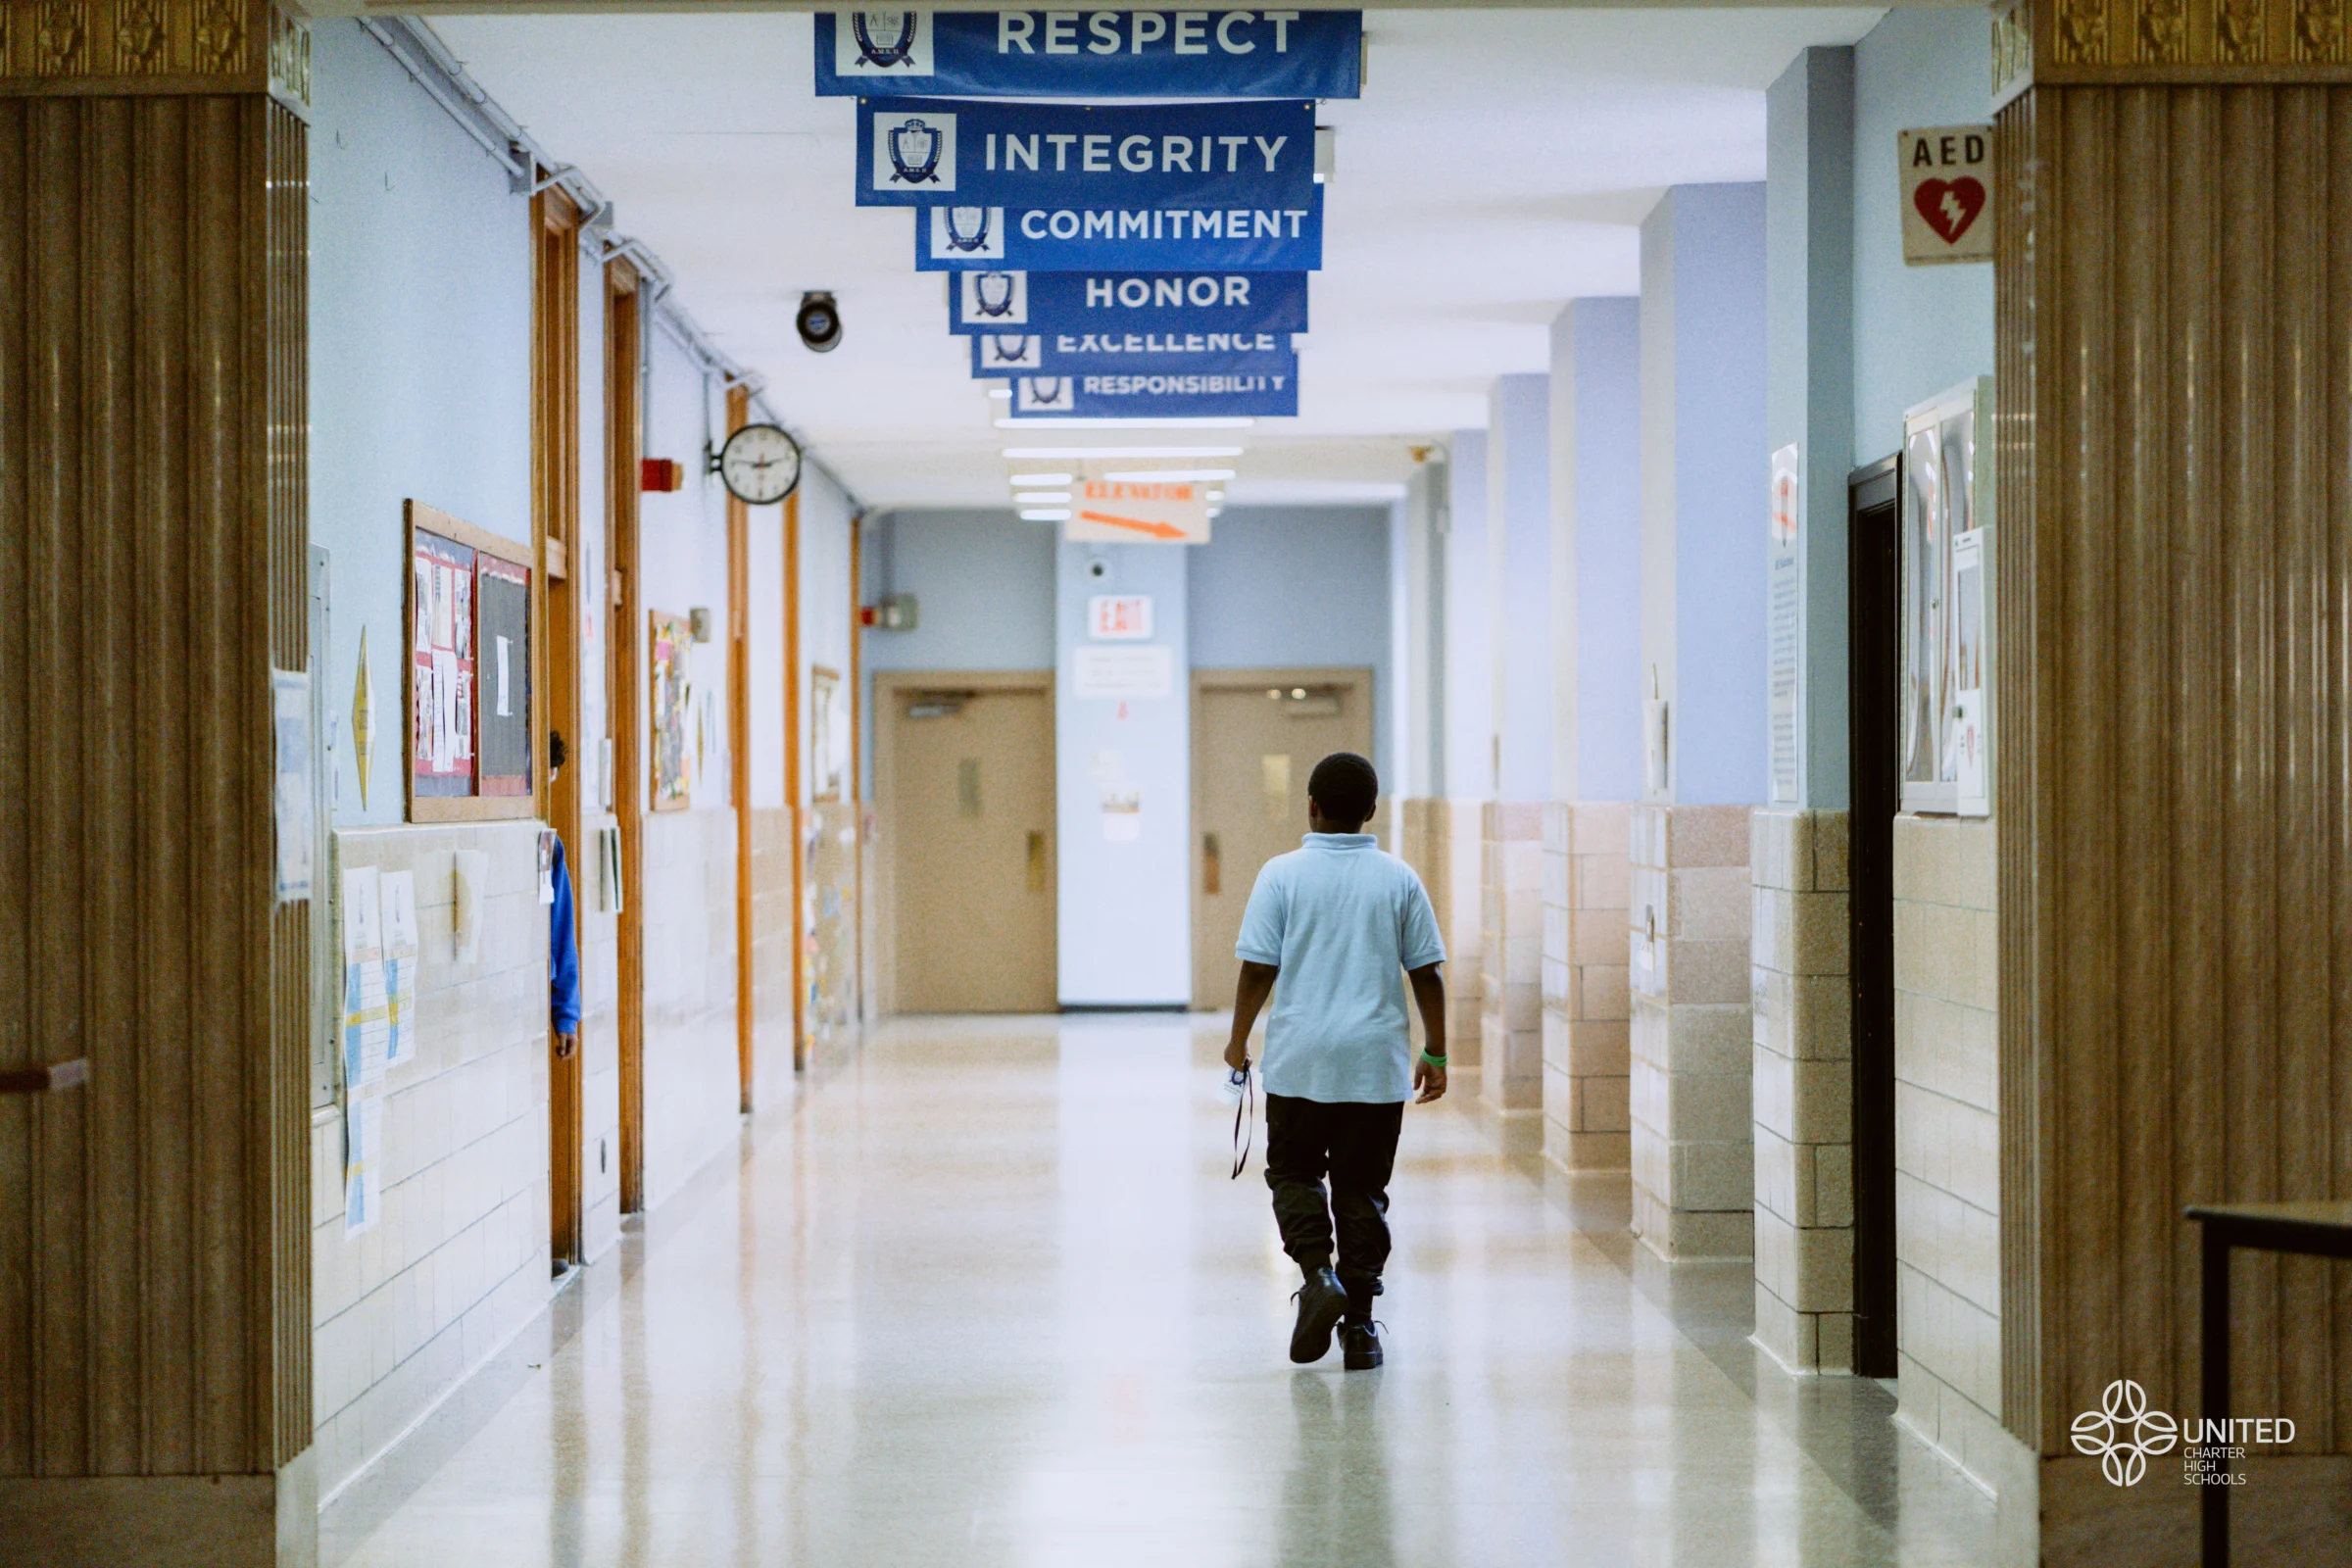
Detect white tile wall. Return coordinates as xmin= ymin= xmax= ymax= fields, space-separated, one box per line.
xmin=1542 ymin=802 xmax=1633 ymax=1171
xmin=638 ymin=807 xmax=746 ymax=1209
xmin=314 ymin=822 xmax=553 ymax=1501
xmin=1480 ymin=802 xmax=1545 ymax=1114
xmin=1890 ymin=814 xmax=2003 ymax=1492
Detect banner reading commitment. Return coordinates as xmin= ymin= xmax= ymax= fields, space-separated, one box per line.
xmin=858 ymin=98 xmax=1315 ymax=211
xmin=915 ymin=189 xmax=1323 ymax=271
xmin=949 ymin=270 xmax=1310 ymax=335
xmin=816 ymin=11 xmax=1363 ymax=100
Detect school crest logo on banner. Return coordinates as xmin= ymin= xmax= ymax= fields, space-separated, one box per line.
xmin=932 ymin=208 xmax=1004 ymax=261
xmin=833 ymin=9 xmax=933 ymax=75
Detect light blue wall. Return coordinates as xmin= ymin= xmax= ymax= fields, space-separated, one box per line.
xmin=1852 ymin=9 xmax=1994 ymax=465
xmin=1188 ymin=505 xmax=1395 ymax=789
xmin=1443 ymin=429 xmax=1491 ymax=800
xmin=1768 ymin=46 xmax=1858 ymax=810
xmin=1057 ymin=541 xmax=1190 ymax=1005
xmin=1554 ymin=298 xmax=1645 ymax=805
xmin=1641 ymin=183 xmax=1770 ymax=808
xmin=637 ymin=330 xmax=734 ymax=809
xmin=311 ymin=18 xmax=531 ymax=825
xmin=1488 ymin=374 xmax=1552 ymax=804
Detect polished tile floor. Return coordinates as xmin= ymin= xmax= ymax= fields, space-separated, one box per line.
xmin=321 ymin=1016 xmax=2000 ymax=1567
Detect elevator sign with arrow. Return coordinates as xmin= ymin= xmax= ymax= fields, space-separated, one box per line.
xmin=1065 ymin=480 xmax=1211 ymax=545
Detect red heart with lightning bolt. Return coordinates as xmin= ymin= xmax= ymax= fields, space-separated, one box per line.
xmin=1915 ymin=176 xmax=1986 ymax=245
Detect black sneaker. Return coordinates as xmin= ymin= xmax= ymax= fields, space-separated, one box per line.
xmin=1289 ymin=1267 xmax=1348 ymax=1364
xmin=1342 ymin=1321 xmax=1384 ymax=1371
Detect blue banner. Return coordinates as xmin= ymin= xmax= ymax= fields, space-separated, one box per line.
xmin=1004 ymin=367 xmax=1298 ymax=418
xmin=967 ymin=329 xmax=1293 ymax=378
xmin=915 ymin=190 xmax=1321 ymax=271
xmin=948 ymin=269 xmax=1309 ymax=334
xmin=815 ymin=11 xmax=1362 ymax=100
xmin=858 ymin=98 xmax=1314 ymax=211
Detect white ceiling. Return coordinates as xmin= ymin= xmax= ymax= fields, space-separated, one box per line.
xmin=427 ymin=7 xmax=1884 ymax=509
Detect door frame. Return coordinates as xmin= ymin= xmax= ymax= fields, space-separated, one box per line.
xmin=872 ymin=668 xmax=1054 ymax=1017
xmin=532 ymin=186 xmax=584 ymax=1266
xmin=1847 ymin=453 xmax=1902 ymax=1379
xmin=1189 ymin=665 xmax=1377 ymax=1007
xmin=605 ymin=258 xmax=647 ymax=1214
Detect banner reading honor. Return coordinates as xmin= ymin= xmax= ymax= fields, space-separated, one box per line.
xmin=816 ymin=11 xmax=1363 ymax=100
xmin=970 ymin=330 xmax=1294 ymax=379
xmin=916 ymin=189 xmax=1322 ymax=271
xmin=858 ymin=98 xmax=1314 ymax=211
xmin=1005 ymin=367 xmax=1298 ymax=418
xmin=949 ymin=270 xmax=1310 ymax=335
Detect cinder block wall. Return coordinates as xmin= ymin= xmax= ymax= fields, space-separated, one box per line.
xmin=1750 ymin=808 xmax=1853 ymax=1371
xmin=1480 ymin=802 xmax=1545 ymax=1112
xmin=1542 ymin=803 xmax=1633 ymax=1168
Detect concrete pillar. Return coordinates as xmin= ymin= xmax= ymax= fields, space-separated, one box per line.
xmin=1542 ymin=300 xmax=1642 ymax=1171
xmin=1752 ymin=45 xmax=1859 ymax=1372
xmin=1630 ymin=183 xmax=1768 ymax=1260
xmin=1429 ymin=432 xmax=1488 ymax=1065
xmin=1480 ymin=376 xmax=1548 ymax=1121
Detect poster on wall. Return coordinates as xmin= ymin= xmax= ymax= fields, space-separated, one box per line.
xmin=1766 ymin=446 xmax=1801 ymax=808
xmin=650 ymin=611 xmax=694 ymax=811
xmin=810 ymin=667 xmax=848 ymax=803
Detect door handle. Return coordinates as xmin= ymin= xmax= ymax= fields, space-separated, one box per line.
xmin=1202 ymin=832 xmax=1221 ymax=895
xmin=1027 ymin=830 xmax=1048 ymax=892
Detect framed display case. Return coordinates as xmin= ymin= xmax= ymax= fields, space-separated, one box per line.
xmin=1898 ymin=377 xmax=1994 ymax=817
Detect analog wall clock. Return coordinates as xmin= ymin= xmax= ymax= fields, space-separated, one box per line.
xmin=717 ymin=422 xmax=803 ymax=506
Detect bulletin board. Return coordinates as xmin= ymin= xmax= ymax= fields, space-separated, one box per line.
xmin=650 ymin=610 xmax=693 ymax=812
xmin=405 ymin=501 xmax=538 ymax=822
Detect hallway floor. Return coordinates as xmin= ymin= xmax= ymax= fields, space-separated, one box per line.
xmin=321 ymin=1016 xmax=2001 ymax=1567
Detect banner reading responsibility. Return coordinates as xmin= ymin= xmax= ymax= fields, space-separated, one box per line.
xmin=1004 ymin=366 xmax=1298 ymax=418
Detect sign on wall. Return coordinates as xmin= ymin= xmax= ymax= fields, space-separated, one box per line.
xmin=1897 ymin=124 xmax=1992 ymax=266
xmin=1005 ymin=364 xmax=1297 ymax=418
xmin=858 ymin=98 xmax=1316 ymax=210
xmin=1767 ymin=444 xmax=1800 ymax=807
xmin=1066 ymin=481 xmax=1212 ymax=544
xmin=915 ymin=192 xmax=1322 ymax=271
xmin=950 ymin=269 xmax=1310 ymax=334
xmin=816 ymin=10 xmax=1363 ymax=100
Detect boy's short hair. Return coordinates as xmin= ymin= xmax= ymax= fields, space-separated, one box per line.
xmin=1307 ymin=752 xmax=1379 ymax=824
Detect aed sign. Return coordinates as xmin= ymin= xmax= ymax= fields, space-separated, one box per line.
xmin=816 ymin=11 xmax=1363 ymax=101
xmin=859 ymin=98 xmax=1316 ymax=213
xmin=950 ymin=270 xmax=1309 ymax=335
xmin=1088 ymin=595 xmax=1154 ymax=640
xmin=1067 ymin=482 xmax=1211 ymax=545
xmin=1898 ymin=124 xmax=1992 ymax=266
xmin=916 ymin=190 xmax=1322 ymax=272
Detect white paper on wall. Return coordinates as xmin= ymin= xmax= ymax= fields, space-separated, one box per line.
xmin=452 ymin=850 xmax=490 ymax=964
xmin=378 ymin=869 xmax=418 ymax=1067
xmin=340 ymin=865 xmax=387 ymax=1091
xmin=343 ymin=1091 xmax=383 ymax=1238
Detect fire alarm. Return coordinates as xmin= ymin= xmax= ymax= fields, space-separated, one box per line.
xmin=640 ymin=458 xmax=684 ymax=493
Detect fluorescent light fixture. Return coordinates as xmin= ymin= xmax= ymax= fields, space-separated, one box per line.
xmin=1012 ymin=490 xmax=1072 ymax=503
xmin=1207 ymin=490 xmax=1226 ymax=502
xmin=993 ymin=416 xmax=1254 ymax=430
xmin=1003 ymin=446 xmax=1246 ymax=460
xmin=986 ymin=387 xmax=1011 ymax=400
xmin=1101 ymin=467 xmax=1236 ymax=483
xmin=1009 ymin=471 xmax=1073 ymax=486
xmin=1019 ymin=508 xmax=1071 ymax=522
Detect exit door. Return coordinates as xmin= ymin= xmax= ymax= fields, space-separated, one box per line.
xmin=1192 ymin=668 xmax=1375 ymax=1009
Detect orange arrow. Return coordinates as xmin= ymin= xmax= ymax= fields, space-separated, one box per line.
xmin=1078 ymin=510 xmax=1189 ymax=541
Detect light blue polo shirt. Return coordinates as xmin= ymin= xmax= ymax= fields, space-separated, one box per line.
xmin=1236 ymin=833 xmax=1446 ymax=1104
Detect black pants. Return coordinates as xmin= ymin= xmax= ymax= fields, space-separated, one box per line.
xmin=1264 ymin=1094 xmax=1404 ymax=1309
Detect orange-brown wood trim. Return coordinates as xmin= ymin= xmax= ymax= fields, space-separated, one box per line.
xmin=726 ymin=385 xmax=754 ymax=1112
xmin=533 ymin=185 xmax=584 ymax=1266
xmin=606 ymin=260 xmax=647 ymax=1213
xmin=783 ymin=489 xmax=807 ymax=1070
xmin=849 ymin=514 xmax=864 ymax=1022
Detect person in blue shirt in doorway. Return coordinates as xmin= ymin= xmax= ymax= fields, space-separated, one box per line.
xmin=1224 ymin=751 xmax=1447 ymax=1372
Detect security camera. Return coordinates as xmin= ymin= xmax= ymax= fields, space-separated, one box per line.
xmin=1085 ymin=556 xmax=1113 ymax=582
xmin=797 ymin=291 xmax=842 ymax=353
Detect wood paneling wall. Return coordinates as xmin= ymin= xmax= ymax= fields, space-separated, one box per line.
xmin=0 ymin=20 xmax=312 ymax=1485
xmin=1996 ymin=77 xmax=2352 ymax=1493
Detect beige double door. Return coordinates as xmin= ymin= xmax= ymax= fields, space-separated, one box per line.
xmin=884 ymin=675 xmax=1057 ymax=1013
xmin=1191 ymin=669 xmax=1375 ymax=1008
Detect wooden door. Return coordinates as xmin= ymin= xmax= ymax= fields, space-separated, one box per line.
xmin=886 ymin=680 xmax=1055 ymax=1012
xmin=605 ymin=262 xmax=647 ymax=1213
xmin=1192 ymin=670 xmax=1375 ymax=1008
